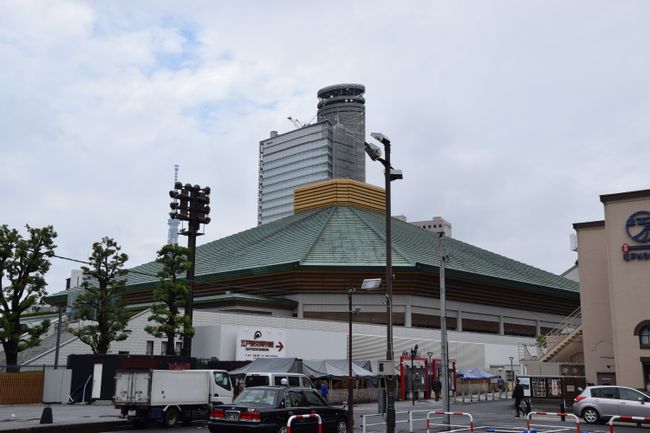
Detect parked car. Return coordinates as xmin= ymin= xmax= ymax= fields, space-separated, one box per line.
xmin=573 ymin=385 xmax=650 ymax=424
xmin=208 ymin=386 xmax=347 ymax=433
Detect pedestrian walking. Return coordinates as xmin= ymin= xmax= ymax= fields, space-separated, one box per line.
xmin=512 ymin=378 xmax=525 ymax=417
xmin=320 ymin=381 xmax=329 ymax=401
xmin=432 ymin=377 xmax=442 ymax=401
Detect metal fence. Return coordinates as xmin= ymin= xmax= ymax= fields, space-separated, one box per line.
xmin=0 ymin=370 xmax=44 ymax=404
xmin=0 ymin=364 xmax=66 ymax=373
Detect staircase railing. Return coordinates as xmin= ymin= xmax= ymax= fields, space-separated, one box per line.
xmin=519 ymin=343 xmax=540 ymax=361
xmin=537 ymin=307 xmax=582 ymax=356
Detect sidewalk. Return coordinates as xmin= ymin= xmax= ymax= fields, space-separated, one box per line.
xmin=0 ymin=402 xmax=126 ymax=433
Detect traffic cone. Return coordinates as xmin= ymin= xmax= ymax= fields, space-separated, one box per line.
xmin=40 ymin=406 xmax=53 ymax=424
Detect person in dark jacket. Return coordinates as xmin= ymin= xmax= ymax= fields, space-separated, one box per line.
xmin=432 ymin=378 xmax=442 ymax=401
xmin=512 ymin=379 xmax=525 ymax=417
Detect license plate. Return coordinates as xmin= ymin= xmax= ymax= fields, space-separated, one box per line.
xmin=127 ymin=410 xmax=136 ymax=417
xmin=226 ymin=411 xmax=239 ymax=421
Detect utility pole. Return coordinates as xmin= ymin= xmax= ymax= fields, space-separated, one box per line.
xmin=169 ymin=182 xmax=211 ymax=358
xmin=440 ymin=232 xmax=451 ymax=427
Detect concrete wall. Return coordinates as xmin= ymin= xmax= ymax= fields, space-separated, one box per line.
xmin=24 ymin=309 xmax=538 ymax=372
xmin=576 ymin=224 xmax=614 ymax=384
xmin=603 ymin=196 xmax=650 ymax=387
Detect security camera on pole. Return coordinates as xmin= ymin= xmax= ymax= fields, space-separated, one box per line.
xmin=169 ymin=182 xmax=211 ymax=357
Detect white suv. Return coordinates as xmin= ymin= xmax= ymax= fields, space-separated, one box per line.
xmin=243 ymin=372 xmax=314 ymax=389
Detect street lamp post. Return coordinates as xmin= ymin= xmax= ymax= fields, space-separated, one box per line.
xmin=439 ymin=232 xmax=451 ymax=426
xmin=509 ymin=356 xmax=515 ymax=393
xmin=410 ymin=345 xmax=418 ymax=405
xmin=427 ymin=351 xmax=433 ymax=399
xmin=365 ymin=132 xmax=403 ymax=433
xmin=54 ymin=306 xmax=66 ymax=369
xmin=347 ymin=278 xmax=380 ymax=432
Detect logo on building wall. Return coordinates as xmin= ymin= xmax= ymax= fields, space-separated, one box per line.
xmin=622 ymin=211 xmax=650 ymax=261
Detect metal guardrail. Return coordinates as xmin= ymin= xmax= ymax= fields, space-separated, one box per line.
xmin=362 ymin=409 xmax=476 ymax=433
xmin=608 ymin=415 xmax=650 ymax=433
xmin=426 ymin=410 xmax=474 ymax=433
xmin=287 ymin=413 xmax=322 ymax=433
xmin=526 ymin=411 xmax=580 ymax=433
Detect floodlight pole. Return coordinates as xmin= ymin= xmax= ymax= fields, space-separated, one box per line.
xmin=169 ymin=182 xmax=211 ymax=358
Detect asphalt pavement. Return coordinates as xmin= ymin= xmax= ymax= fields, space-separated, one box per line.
xmin=0 ymin=396 xmax=644 ymax=433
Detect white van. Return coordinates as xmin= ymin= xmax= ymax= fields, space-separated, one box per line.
xmin=243 ymin=372 xmax=314 ymax=388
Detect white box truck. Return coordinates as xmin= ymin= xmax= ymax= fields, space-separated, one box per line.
xmin=113 ymin=369 xmax=233 ymax=427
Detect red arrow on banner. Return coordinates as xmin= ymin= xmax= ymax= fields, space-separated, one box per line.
xmin=275 ymin=341 xmax=284 ymax=351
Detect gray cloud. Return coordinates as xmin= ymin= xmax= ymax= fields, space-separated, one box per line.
xmin=2 ymin=0 xmax=649 ymax=292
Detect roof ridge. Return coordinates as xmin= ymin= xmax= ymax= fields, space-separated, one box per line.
xmin=299 ymin=207 xmax=337 ymax=264
xmin=349 ymin=207 xmax=414 ymax=265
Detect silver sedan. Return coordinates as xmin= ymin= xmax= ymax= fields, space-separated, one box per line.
xmin=573 ymin=385 xmax=650 ymax=424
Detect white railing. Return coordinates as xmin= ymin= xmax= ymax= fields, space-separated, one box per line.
xmin=537 ymin=307 xmax=581 ymax=356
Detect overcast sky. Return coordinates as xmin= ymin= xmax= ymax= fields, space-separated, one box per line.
xmin=3 ymin=1 xmax=650 ymax=294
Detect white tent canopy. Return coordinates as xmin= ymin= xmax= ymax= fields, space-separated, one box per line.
xmin=229 ymin=358 xmax=376 ymax=378
xmin=303 ymin=359 xmax=375 ymax=378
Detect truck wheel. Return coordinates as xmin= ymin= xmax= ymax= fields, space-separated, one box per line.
xmin=163 ymin=407 xmax=179 ymax=428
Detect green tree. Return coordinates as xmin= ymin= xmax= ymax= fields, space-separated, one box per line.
xmin=70 ymin=237 xmax=131 ymax=354
xmin=0 ymin=225 xmax=56 ymax=371
xmin=145 ymin=244 xmax=193 ymax=355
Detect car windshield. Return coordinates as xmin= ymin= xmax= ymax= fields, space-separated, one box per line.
xmin=235 ymin=388 xmax=278 ymax=407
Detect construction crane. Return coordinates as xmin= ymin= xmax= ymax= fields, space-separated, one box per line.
xmin=287 ymin=116 xmax=305 ymax=129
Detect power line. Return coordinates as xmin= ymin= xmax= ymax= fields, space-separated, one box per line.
xmin=52 ymin=254 xmax=158 ymax=278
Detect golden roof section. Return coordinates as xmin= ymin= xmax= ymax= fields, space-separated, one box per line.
xmin=294 ymin=179 xmax=385 ymax=214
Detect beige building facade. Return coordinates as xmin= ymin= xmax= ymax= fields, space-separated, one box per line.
xmin=574 ymin=189 xmax=650 ymax=390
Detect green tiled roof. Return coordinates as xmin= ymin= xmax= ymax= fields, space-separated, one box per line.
xmin=52 ymin=205 xmax=578 ymax=296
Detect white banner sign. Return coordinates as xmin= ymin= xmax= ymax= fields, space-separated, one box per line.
xmin=236 ymin=328 xmax=287 ymax=360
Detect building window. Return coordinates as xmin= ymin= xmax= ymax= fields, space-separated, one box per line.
xmin=146 ymin=341 xmax=154 ymax=355
xmin=633 ymin=320 xmax=650 ymax=349
xmin=161 ymin=341 xmax=168 ymax=355
xmin=642 ymin=327 xmax=650 ymax=346
xmin=175 ymin=342 xmax=183 ymax=355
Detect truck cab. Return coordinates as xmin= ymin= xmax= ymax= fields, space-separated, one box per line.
xmin=192 ymin=369 xmax=234 ymax=405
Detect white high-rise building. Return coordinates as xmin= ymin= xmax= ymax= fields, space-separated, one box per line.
xmin=257 ymin=84 xmax=366 ymax=225
xmin=258 ymin=121 xmax=356 ymax=224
